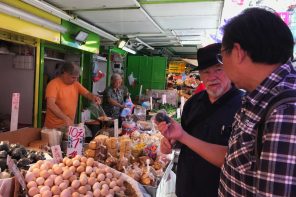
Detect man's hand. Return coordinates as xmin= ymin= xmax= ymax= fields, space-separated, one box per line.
xmin=160 ymin=137 xmax=173 ymax=154
xmin=64 ymin=116 xmax=74 ymax=127
xmin=94 ymin=95 xmax=101 ymax=105
xmin=156 ymin=119 xmax=185 ymax=142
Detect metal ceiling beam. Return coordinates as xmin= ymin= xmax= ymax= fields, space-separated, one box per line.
xmin=131 ymin=0 xmax=165 ymax=34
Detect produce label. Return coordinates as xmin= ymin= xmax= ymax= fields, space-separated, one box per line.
xmin=67 ymin=126 xmax=85 ymax=157
xmin=51 ymin=145 xmax=63 ymax=163
xmin=7 ymin=155 xmax=26 ymax=188
xmin=114 ymin=119 xmax=119 ymax=138
xmin=10 ymin=93 xmax=20 ymax=131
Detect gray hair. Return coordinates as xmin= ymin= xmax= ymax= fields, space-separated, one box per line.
xmin=61 ymin=62 xmax=81 ymax=76
xmin=111 ymin=73 xmax=122 ymax=82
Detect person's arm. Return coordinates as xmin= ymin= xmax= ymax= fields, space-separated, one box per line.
xmin=157 ymin=120 xmax=227 ymax=167
xmin=107 ymin=97 xmax=125 ymax=109
xmin=83 ymin=92 xmax=101 ymax=104
xmin=47 ymin=97 xmax=73 ymax=126
xmin=256 ymin=104 xmax=296 ymax=196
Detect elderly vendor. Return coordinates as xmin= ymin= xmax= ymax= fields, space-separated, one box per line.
xmin=102 ymin=73 xmax=129 ymax=120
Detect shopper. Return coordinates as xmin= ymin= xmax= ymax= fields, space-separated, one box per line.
xmin=218 ymin=7 xmax=296 ymax=196
xmin=159 ymin=43 xmax=243 ymax=197
xmin=45 ymin=62 xmax=100 ymax=129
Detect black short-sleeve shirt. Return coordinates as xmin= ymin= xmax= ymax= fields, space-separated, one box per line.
xmin=176 ymin=87 xmax=242 ymax=197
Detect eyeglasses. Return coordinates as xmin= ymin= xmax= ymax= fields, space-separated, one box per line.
xmin=216 ymin=48 xmax=228 ymax=65
xmin=216 ymin=53 xmax=223 ymax=64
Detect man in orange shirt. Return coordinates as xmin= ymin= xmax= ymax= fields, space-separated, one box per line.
xmin=45 ymin=62 xmax=100 ymax=129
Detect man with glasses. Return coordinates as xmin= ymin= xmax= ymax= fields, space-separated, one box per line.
xmin=218 ymin=7 xmax=296 ymax=196
xmin=158 ymin=43 xmax=243 ymax=197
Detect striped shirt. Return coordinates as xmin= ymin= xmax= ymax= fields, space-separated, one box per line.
xmin=219 ymin=63 xmax=296 ymax=197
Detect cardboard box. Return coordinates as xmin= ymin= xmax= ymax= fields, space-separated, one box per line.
xmin=0 ymin=127 xmax=41 ymax=146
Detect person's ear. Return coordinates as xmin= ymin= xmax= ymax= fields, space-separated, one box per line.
xmin=233 ymin=43 xmax=247 ymax=64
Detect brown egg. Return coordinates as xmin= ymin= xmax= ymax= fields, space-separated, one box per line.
xmin=36 ymin=177 xmax=45 ymax=186
xmin=54 ymin=176 xmax=63 ymax=186
xmin=93 ymin=189 xmax=101 ymax=197
xmin=106 ymin=173 xmax=113 ymax=179
xmin=27 ymin=181 xmax=37 ymax=189
xmin=40 ymin=189 xmax=52 ymax=197
xmin=69 ymin=166 xmax=76 ymax=173
xmin=60 ymin=188 xmax=71 ymax=197
xmin=69 ymin=175 xmax=77 ymax=182
xmin=90 ymin=172 xmax=97 ymax=178
xmin=88 ymin=177 xmax=96 ymax=186
xmin=39 ymin=186 xmax=50 ymax=193
xmin=76 ymin=166 xmax=85 ymax=173
xmin=78 ymin=186 xmax=87 ymax=194
xmin=109 ymin=181 xmax=117 ymax=189
xmin=100 ymin=188 xmax=109 ymax=196
xmin=71 ymin=180 xmax=80 ymax=189
xmin=72 ymin=159 xmax=80 ymax=167
xmin=25 ymin=171 xmax=36 ymax=183
xmin=44 ymin=178 xmax=54 ymax=187
xmin=53 ymin=166 xmax=63 ymax=175
xmin=51 ymin=185 xmax=61 ymax=195
xmin=66 ymin=159 xmax=73 ymax=167
xmin=97 ymin=174 xmax=105 ymax=182
xmin=40 ymin=170 xmax=50 ymax=179
xmin=28 ymin=187 xmax=39 ymax=197
xmin=85 ymin=166 xmax=93 ymax=175
xmin=62 ymin=170 xmax=73 ymax=180
xmin=71 ymin=192 xmax=80 ymax=197
xmin=92 ymin=182 xmax=101 ymax=190
xmin=86 ymin=158 xmax=94 ymax=166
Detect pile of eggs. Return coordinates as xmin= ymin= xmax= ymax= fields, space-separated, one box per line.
xmin=25 ymin=155 xmax=129 ymax=197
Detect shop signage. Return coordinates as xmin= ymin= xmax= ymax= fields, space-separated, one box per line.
xmin=168 ymin=61 xmax=186 ymax=73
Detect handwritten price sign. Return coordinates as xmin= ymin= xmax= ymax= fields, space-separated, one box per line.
xmin=66 ymin=126 xmax=85 ymax=158
xmin=51 ymin=145 xmax=63 ymax=163
xmin=7 ymin=155 xmax=26 ymax=188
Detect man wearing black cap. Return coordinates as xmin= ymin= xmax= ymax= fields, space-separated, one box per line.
xmin=158 ymin=43 xmax=243 ymax=197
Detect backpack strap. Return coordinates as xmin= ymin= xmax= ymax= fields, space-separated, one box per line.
xmin=256 ymin=90 xmax=296 ymax=168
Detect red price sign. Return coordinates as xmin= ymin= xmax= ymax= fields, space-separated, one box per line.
xmin=51 ymin=145 xmax=63 ymax=163
xmin=66 ymin=126 xmax=85 ymax=157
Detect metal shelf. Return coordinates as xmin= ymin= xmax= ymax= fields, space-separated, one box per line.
xmin=44 ymin=56 xmax=65 ymax=62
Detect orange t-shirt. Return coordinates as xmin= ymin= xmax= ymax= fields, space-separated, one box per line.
xmin=45 ymin=77 xmax=89 ymax=129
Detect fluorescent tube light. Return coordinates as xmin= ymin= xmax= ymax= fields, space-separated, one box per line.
xmin=118 ymin=40 xmax=126 ymax=49
xmin=21 ymin=0 xmax=119 ymax=41
xmin=22 ymin=0 xmax=72 ymax=20
xmin=0 ymin=2 xmax=67 ymax=33
xmin=122 ymin=46 xmax=136 ymax=54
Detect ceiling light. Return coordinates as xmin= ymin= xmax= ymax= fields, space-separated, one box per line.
xmin=21 ymin=0 xmax=119 ymax=41
xmin=122 ymin=46 xmax=136 ymax=54
xmin=118 ymin=40 xmax=126 ymax=49
xmin=22 ymin=0 xmax=72 ymax=20
xmin=180 ymin=41 xmax=201 ymax=45
xmin=0 ymin=2 xmax=67 ymax=33
xmin=74 ymin=31 xmax=89 ymax=45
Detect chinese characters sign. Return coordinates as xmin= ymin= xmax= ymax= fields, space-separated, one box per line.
xmin=7 ymin=155 xmax=26 ymax=188
xmin=10 ymin=93 xmax=20 ymax=131
xmin=66 ymin=126 xmax=85 ymax=157
xmin=51 ymin=145 xmax=63 ymax=163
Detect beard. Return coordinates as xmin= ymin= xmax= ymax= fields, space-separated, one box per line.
xmin=207 ymin=86 xmax=225 ymax=99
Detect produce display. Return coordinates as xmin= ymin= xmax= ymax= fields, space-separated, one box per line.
xmin=25 ymin=156 xmax=142 ymax=197
xmin=0 ymin=141 xmax=46 ymax=173
xmin=85 ymin=131 xmax=170 ymax=187
xmin=151 ymin=104 xmax=176 ymax=115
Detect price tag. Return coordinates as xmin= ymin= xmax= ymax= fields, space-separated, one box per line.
xmin=114 ymin=119 xmax=119 ymax=138
xmin=162 ymin=94 xmax=167 ymax=104
xmin=176 ymin=108 xmax=181 ymax=119
xmin=180 ymin=96 xmax=185 ymax=115
xmin=67 ymin=126 xmax=85 ymax=158
xmin=51 ymin=145 xmax=63 ymax=163
xmin=7 ymin=155 xmax=26 ymax=188
xmin=10 ymin=93 xmax=20 ymax=131
xmin=150 ymin=96 xmax=153 ymax=110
